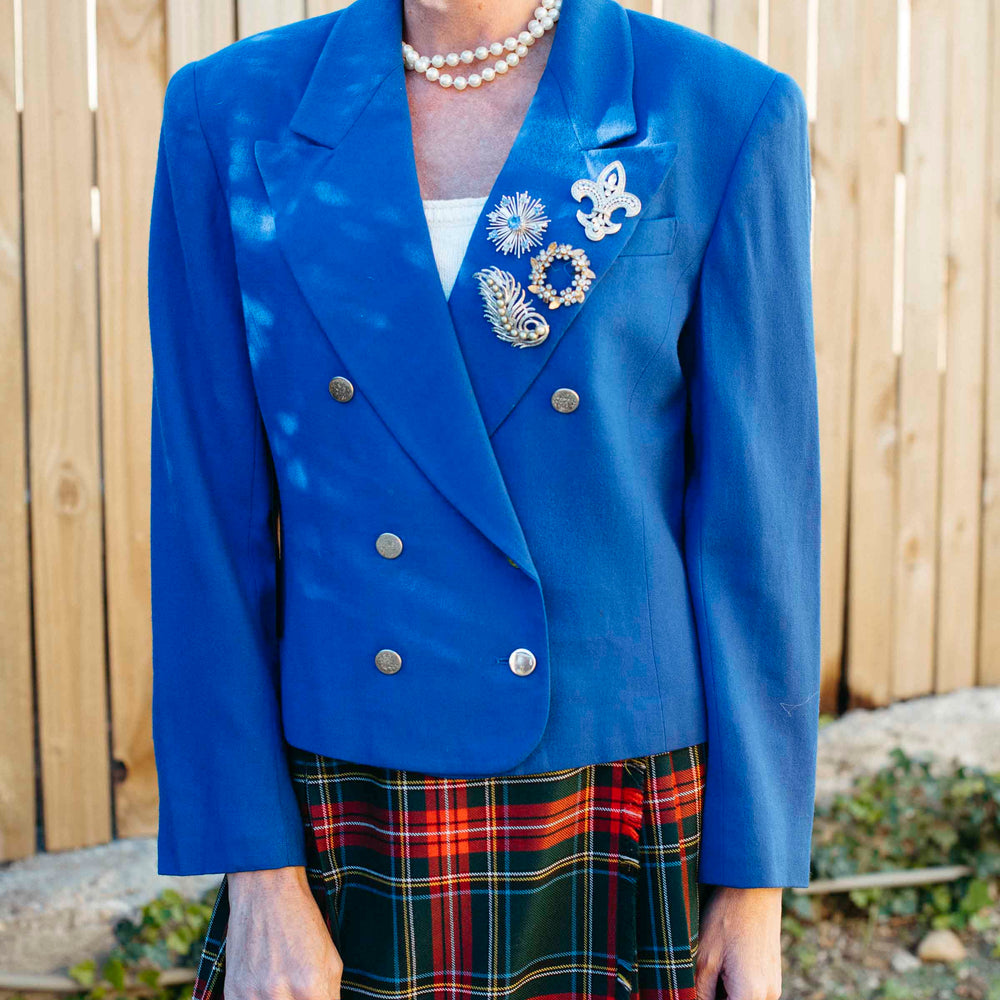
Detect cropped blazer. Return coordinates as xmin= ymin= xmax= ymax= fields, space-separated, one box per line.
xmin=148 ymin=0 xmax=822 ymax=887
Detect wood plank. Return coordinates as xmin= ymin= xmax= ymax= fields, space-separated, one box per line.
xmin=659 ymin=0 xmax=712 ymax=36
xmin=979 ymin=0 xmax=1000 ymax=687
xmin=166 ymin=0 xmax=234 ymax=71
xmin=894 ymin=0 xmax=948 ymax=700
xmin=21 ymin=0 xmax=111 ymax=851
xmin=812 ymin=0 xmax=860 ymax=710
xmin=768 ymin=0 xmax=809 ymax=85
xmin=936 ymin=0 xmax=990 ymax=692
xmin=846 ymin=0 xmax=899 ymax=709
xmin=96 ymin=0 xmax=164 ymax=839
xmin=714 ymin=0 xmax=759 ymax=57
xmin=0 ymin=0 xmax=37 ymax=863
xmin=306 ymin=0 xmax=351 ymax=14
xmin=238 ymin=0 xmax=305 ymax=38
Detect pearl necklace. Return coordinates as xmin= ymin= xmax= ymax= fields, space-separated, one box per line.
xmin=402 ymin=0 xmax=562 ymax=91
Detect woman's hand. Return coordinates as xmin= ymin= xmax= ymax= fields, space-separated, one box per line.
xmin=225 ymin=866 xmax=344 ymax=1000
xmin=695 ymin=885 xmax=784 ymax=1000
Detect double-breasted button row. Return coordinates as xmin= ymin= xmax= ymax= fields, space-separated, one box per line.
xmin=330 ymin=374 xmax=578 ymax=413
xmin=328 ymin=375 xmax=538 ymax=680
xmin=375 ymin=647 xmax=536 ymax=676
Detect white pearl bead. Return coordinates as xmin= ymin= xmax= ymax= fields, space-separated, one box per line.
xmin=494 ymin=59 xmax=508 ymax=73
xmin=431 ymin=53 xmax=445 ymax=67
xmin=460 ymin=50 xmax=474 ymax=63
xmin=529 ymin=20 xmax=544 ymax=36
xmin=438 ymin=72 xmax=453 ymax=86
xmin=515 ymin=43 xmax=528 ymax=56
xmin=505 ymin=52 xmax=519 ymax=66
xmin=519 ymin=30 xmax=533 ymax=44
xmin=504 ymin=36 xmax=518 ymax=50
xmin=489 ymin=41 xmax=504 ymax=56
xmin=481 ymin=65 xmax=496 ymax=80
xmin=468 ymin=73 xmax=482 ymax=87
xmin=475 ymin=45 xmax=489 ymax=60
xmin=445 ymin=51 xmax=460 ymax=66
xmin=541 ymin=15 xmax=553 ymax=28
xmin=415 ymin=55 xmax=430 ymax=72
xmin=534 ymin=6 xmax=547 ymax=18
xmin=453 ymin=75 xmax=467 ymax=89
xmin=425 ymin=66 xmax=440 ymax=80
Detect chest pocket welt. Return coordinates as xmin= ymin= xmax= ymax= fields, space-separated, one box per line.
xmin=618 ymin=215 xmax=679 ymax=256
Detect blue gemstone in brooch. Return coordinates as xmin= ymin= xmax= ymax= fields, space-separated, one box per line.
xmin=485 ymin=191 xmax=550 ymax=257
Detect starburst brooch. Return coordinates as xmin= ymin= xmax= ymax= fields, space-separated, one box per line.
xmin=485 ymin=191 xmax=550 ymax=257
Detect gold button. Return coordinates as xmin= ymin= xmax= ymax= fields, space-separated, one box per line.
xmin=508 ymin=648 xmax=536 ymax=676
xmin=376 ymin=532 xmax=403 ymax=558
xmin=551 ymin=388 xmax=580 ymax=413
xmin=375 ymin=649 xmax=402 ymax=674
xmin=328 ymin=376 xmax=354 ymax=402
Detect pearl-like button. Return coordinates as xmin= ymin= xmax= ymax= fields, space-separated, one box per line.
xmin=551 ymin=387 xmax=580 ymax=413
xmin=328 ymin=376 xmax=354 ymax=402
xmin=376 ymin=532 xmax=403 ymax=559
xmin=375 ymin=649 xmax=402 ymax=674
xmin=508 ymin=648 xmax=536 ymax=676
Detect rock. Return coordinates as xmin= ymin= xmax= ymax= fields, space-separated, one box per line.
xmin=815 ymin=685 xmax=1000 ymax=805
xmin=890 ymin=948 xmax=922 ymax=973
xmin=0 ymin=838 xmax=220 ymax=974
xmin=916 ymin=928 xmax=967 ymax=963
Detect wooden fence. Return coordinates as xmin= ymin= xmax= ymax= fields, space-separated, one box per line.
xmin=0 ymin=0 xmax=996 ymax=861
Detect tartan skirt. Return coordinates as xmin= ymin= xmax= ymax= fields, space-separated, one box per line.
xmin=192 ymin=740 xmax=708 ymax=1000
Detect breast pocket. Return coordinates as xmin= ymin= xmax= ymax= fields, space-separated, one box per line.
xmin=618 ymin=215 xmax=679 ymax=256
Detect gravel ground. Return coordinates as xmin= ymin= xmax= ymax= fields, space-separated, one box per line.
xmin=1 ymin=685 xmax=998 ymax=988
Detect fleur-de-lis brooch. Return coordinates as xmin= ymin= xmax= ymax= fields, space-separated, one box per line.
xmin=571 ymin=159 xmax=642 ymax=241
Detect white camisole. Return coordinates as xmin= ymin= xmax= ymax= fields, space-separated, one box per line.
xmin=421 ymin=194 xmax=489 ymax=300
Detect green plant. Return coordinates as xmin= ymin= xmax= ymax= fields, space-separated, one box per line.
xmin=66 ymin=884 xmax=220 ymax=1000
xmin=806 ymin=747 xmax=1000 ymax=928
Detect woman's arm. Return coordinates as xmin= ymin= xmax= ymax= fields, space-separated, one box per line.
xmin=680 ymin=67 xmax=820 ymax=894
xmin=148 ymin=59 xmax=306 ymax=877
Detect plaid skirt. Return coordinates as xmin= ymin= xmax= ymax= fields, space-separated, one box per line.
xmin=192 ymin=740 xmax=708 ymax=1000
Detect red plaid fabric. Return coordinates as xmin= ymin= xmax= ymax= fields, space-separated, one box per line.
xmin=193 ymin=741 xmax=707 ymax=1000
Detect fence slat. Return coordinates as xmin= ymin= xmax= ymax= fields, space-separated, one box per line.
xmin=935 ymin=0 xmax=990 ymax=692
xmin=22 ymin=0 xmax=111 ymax=851
xmin=714 ymin=0 xmax=759 ymax=57
xmin=979 ymin=0 xmax=1000 ymax=687
xmin=813 ymin=0 xmax=860 ymax=711
xmin=894 ymin=0 xmax=949 ymax=700
xmin=0 ymin=0 xmax=36 ymax=864
xmin=238 ymin=0 xmax=307 ymax=38
xmin=96 ymin=0 xmax=164 ymax=839
xmin=768 ymin=0 xmax=809 ymax=84
xmin=166 ymin=0 xmax=235 ymax=72
xmin=660 ymin=0 xmax=712 ymax=36
xmin=846 ymin=0 xmax=900 ymax=709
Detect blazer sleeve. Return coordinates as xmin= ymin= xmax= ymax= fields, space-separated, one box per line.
xmin=148 ymin=60 xmax=307 ymax=876
xmin=680 ymin=70 xmax=821 ymax=889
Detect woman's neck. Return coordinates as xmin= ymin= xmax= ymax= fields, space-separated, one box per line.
xmin=401 ymin=0 xmax=542 ymax=56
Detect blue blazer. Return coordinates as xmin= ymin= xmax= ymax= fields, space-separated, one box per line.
xmin=148 ymin=0 xmax=821 ymax=887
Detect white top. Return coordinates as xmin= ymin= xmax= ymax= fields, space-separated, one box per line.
xmin=422 ymin=195 xmax=489 ymax=300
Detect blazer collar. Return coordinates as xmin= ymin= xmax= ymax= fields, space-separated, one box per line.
xmin=254 ymin=0 xmax=677 ymax=579
xmin=288 ymin=0 xmax=638 ymax=151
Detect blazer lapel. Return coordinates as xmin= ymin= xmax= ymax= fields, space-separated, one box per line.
xmin=252 ymin=0 xmax=677 ymax=576
xmin=443 ymin=0 xmax=678 ymax=435
xmin=254 ymin=0 xmax=539 ymax=579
